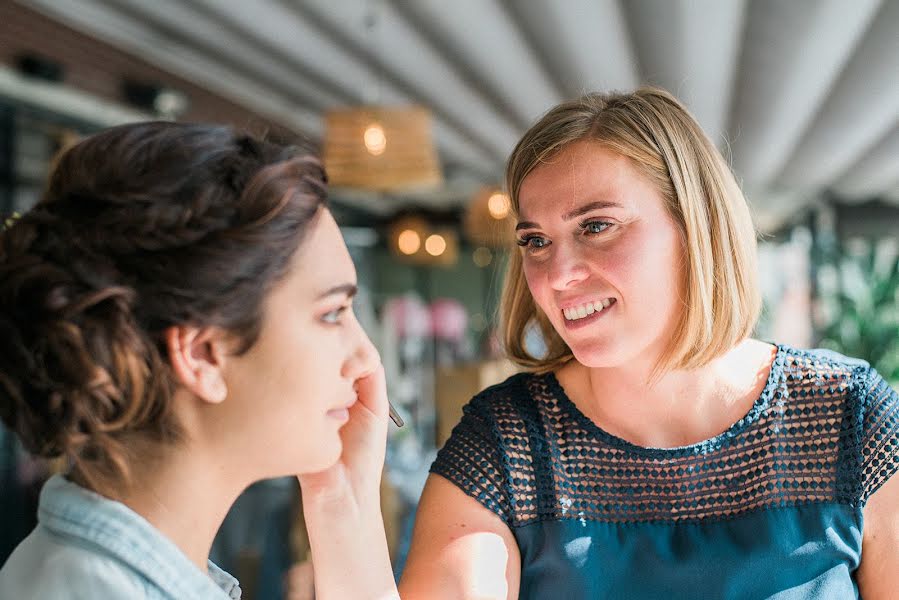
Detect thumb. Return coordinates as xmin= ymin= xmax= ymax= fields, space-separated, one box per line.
xmin=354 ymin=363 xmax=388 ymax=420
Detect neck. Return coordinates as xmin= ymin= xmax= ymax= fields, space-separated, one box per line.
xmin=93 ymin=442 xmax=247 ymax=573
xmin=563 ymin=338 xmax=774 ymax=448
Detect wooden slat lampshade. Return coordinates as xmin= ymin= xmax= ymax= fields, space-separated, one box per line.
xmin=323 ymin=105 xmax=443 ymax=191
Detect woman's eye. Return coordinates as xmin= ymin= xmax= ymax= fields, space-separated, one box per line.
xmin=583 ymin=221 xmax=612 ymax=235
xmin=516 ymin=235 xmax=550 ymax=250
xmin=321 ymin=306 xmax=348 ymax=324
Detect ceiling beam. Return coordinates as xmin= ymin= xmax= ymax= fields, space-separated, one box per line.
xmin=832 ymin=124 xmax=899 ymax=200
xmin=504 ymin=0 xmax=639 ymax=98
xmin=391 ymin=0 xmax=562 ymax=129
xmin=622 ymin=0 xmax=746 ymax=147
xmin=728 ymin=0 xmax=881 ymax=187
xmin=191 ymin=0 xmax=501 ymax=177
xmin=21 ymin=0 xmax=323 ymax=134
xmin=776 ymin=0 xmax=899 ymax=190
xmin=296 ymin=0 xmax=520 ymax=165
xmin=104 ymin=0 xmax=345 ymax=109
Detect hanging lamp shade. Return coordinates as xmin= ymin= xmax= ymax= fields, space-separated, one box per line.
xmin=323 ymin=105 xmax=443 ymax=191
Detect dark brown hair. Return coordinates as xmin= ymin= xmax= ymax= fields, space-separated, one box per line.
xmin=0 ymin=121 xmax=328 ymax=488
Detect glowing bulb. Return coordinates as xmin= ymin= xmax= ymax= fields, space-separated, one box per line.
xmin=397 ymin=229 xmax=421 ymax=255
xmin=487 ymin=192 xmax=510 ymax=219
xmin=363 ymin=123 xmax=387 ymax=156
xmin=425 ymin=234 xmax=447 ymax=257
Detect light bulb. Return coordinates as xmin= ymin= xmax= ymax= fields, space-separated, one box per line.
xmin=487 ymin=192 xmax=510 ymax=219
xmin=363 ymin=123 xmax=387 ymax=156
xmin=425 ymin=234 xmax=447 ymax=256
xmin=397 ymin=229 xmax=421 ymax=255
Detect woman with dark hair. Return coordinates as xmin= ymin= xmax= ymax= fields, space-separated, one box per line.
xmin=0 ymin=122 xmax=399 ymax=599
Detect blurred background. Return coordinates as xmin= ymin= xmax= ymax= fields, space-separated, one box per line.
xmin=1 ymin=0 xmax=897 ymax=597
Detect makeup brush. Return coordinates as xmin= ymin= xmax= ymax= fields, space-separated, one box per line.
xmin=388 ymin=401 xmax=404 ymax=427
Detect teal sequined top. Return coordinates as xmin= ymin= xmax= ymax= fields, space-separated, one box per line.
xmin=430 ymin=346 xmax=899 ymax=599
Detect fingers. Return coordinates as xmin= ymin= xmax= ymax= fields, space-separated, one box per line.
xmin=354 ymin=363 xmax=388 ymax=420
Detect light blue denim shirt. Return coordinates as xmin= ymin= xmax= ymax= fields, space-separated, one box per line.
xmin=0 ymin=474 xmax=241 ymax=599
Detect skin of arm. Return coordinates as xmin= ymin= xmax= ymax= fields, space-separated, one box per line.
xmin=856 ymin=472 xmax=899 ymax=598
xmin=299 ymin=366 xmax=400 ymax=600
xmin=399 ymin=474 xmax=521 ymax=600
xmin=302 ymin=493 xmax=398 ymax=600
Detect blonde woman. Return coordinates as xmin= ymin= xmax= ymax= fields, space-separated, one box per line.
xmin=399 ymin=89 xmax=898 ymax=599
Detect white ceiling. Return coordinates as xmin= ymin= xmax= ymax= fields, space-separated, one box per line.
xmin=19 ymin=0 xmax=899 ymax=230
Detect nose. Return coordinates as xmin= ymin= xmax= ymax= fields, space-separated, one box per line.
xmin=341 ymin=320 xmax=380 ymax=381
xmin=546 ymin=244 xmax=590 ymax=291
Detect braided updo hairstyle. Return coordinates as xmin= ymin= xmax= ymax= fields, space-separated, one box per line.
xmin=0 ymin=121 xmax=328 ymax=488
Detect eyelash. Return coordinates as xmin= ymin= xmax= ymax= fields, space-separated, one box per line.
xmin=321 ymin=305 xmax=349 ymax=325
xmin=581 ymin=220 xmax=613 ymax=235
xmin=516 ymin=220 xmax=613 ymax=250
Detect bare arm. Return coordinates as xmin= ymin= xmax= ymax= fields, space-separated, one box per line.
xmin=399 ymin=474 xmax=521 ymax=600
xmin=856 ymin=472 xmax=899 ymax=598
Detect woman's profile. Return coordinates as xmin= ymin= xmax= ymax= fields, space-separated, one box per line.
xmin=0 ymin=122 xmax=398 ymax=599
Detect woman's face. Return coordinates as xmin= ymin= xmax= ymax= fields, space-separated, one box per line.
xmin=221 ymin=209 xmax=379 ymax=477
xmin=516 ymin=140 xmax=685 ymax=370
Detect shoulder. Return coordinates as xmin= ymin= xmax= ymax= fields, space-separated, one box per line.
xmin=777 ymin=344 xmax=897 ymax=424
xmin=461 ymin=371 xmax=549 ymax=435
xmin=780 ymin=344 xmax=870 ymax=374
xmin=468 ymin=371 xmax=535 ymax=406
xmin=776 ymin=344 xmax=898 ymax=502
xmin=778 ymin=344 xmax=880 ymax=397
xmin=0 ymin=526 xmax=148 ymax=599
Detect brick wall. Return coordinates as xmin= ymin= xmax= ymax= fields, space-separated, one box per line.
xmin=0 ymin=1 xmax=300 ymax=137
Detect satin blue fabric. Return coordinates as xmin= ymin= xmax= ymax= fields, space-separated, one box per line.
xmin=513 ymin=503 xmax=861 ymax=600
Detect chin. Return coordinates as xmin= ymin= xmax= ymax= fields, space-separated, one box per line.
xmin=568 ymin=338 xmax=632 ymax=369
xmin=296 ymin=439 xmax=343 ymax=475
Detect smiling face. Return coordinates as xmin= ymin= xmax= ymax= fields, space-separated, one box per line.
xmin=516 ymin=140 xmax=686 ymax=370
xmin=219 ymin=209 xmax=379 ymax=477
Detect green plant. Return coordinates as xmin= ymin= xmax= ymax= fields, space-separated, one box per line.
xmin=817 ymin=242 xmax=899 ymax=385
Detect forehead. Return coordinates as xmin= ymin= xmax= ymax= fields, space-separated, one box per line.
xmin=287 ymin=209 xmax=356 ymax=297
xmin=517 ymin=141 xmax=641 ymax=218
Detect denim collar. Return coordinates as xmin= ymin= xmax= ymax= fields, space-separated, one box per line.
xmin=38 ymin=475 xmax=241 ymax=599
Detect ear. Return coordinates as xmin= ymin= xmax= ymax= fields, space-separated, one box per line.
xmin=164 ymin=325 xmax=230 ymax=404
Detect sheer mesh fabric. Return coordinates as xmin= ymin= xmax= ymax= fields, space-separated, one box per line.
xmin=431 ymin=346 xmax=899 ymax=528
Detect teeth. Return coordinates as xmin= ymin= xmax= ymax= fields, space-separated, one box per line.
xmin=563 ymin=299 xmax=612 ymax=321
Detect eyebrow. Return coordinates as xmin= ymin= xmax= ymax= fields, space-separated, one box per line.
xmin=316 ymin=283 xmax=358 ymax=301
xmin=516 ymin=200 xmax=624 ymax=231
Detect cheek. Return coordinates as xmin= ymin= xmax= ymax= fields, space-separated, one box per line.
xmin=522 ymin=261 xmax=552 ymax=307
xmin=614 ymin=227 xmax=680 ymax=288
xmin=247 ymin=323 xmax=342 ymax=401
xmin=522 ymin=260 xmax=539 ymax=290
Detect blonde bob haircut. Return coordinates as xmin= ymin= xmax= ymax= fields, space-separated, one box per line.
xmin=501 ymin=87 xmax=761 ymax=376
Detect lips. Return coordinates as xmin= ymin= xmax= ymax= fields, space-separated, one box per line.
xmin=559 ymin=298 xmax=616 ymax=330
xmin=327 ymin=395 xmax=356 ymax=421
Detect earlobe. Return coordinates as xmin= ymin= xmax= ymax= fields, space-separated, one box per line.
xmin=164 ymin=326 xmax=229 ymax=404
xmin=200 ymin=368 xmax=229 ymax=404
